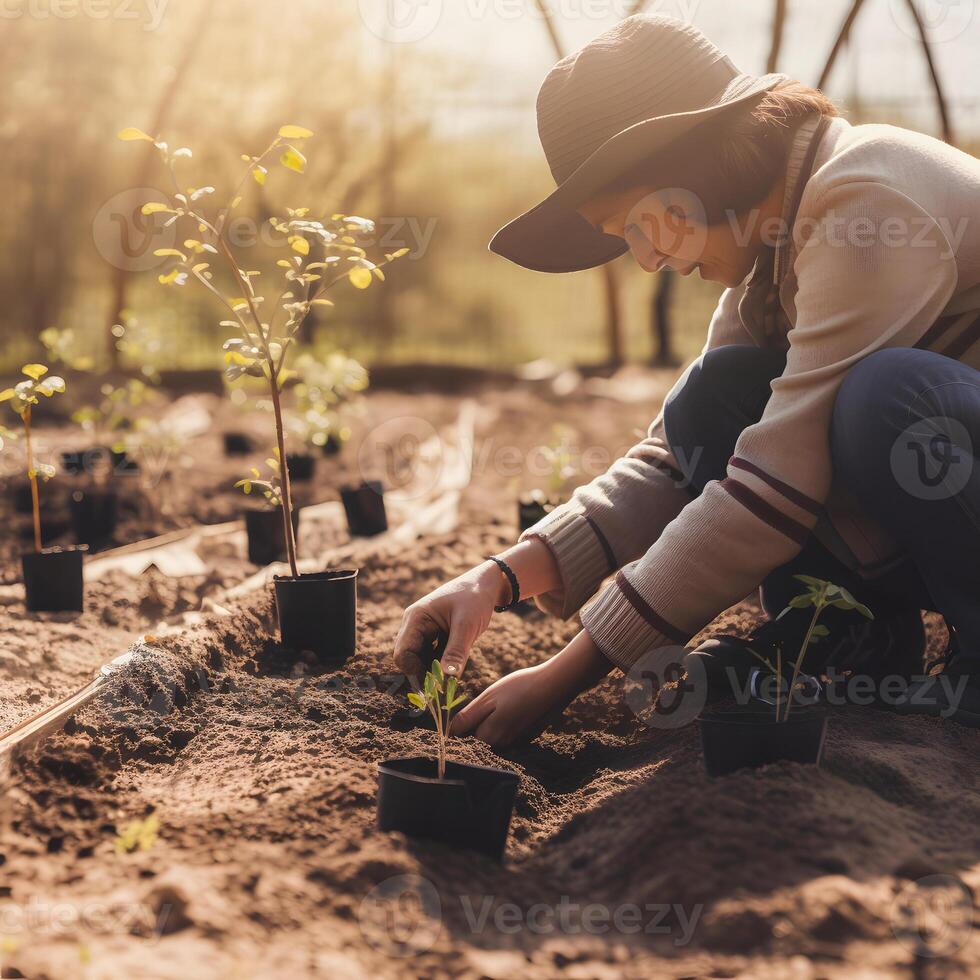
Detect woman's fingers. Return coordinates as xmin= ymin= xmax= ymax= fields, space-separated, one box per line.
xmin=440 ymin=618 xmax=474 ymax=677
xmin=450 ymin=690 xmax=496 ymax=736
xmin=393 ymin=607 xmax=437 ymax=678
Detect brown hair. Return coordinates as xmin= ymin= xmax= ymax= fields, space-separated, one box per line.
xmin=604 ymin=81 xmax=838 ymax=224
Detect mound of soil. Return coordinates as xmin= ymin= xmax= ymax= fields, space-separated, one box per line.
xmin=1 ymin=382 xmax=977 ymax=978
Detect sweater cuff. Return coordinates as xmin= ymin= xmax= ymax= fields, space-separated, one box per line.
xmin=580 ymin=573 xmax=691 ymax=674
xmin=519 ymin=509 xmax=615 ymax=619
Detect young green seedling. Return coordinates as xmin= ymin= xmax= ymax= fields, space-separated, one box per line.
xmin=234 ymin=451 xmax=284 ymax=509
xmin=290 ymin=351 xmax=368 ymax=450
xmin=120 ymin=124 xmax=408 ymax=579
xmin=751 ymin=575 xmax=873 ymax=721
xmin=0 ymin=364 xmax=67 ymax=551
xmin=407 ymin=660 xmax=468 ymax=780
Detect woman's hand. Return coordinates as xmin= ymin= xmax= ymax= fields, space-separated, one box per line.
xmin=451 ymin=630 xmax=613 ymax=748
xmin=393 ymin=561 xmax=507 ymax=680
xmin=393 ymin=538 xmax=563 ymax=680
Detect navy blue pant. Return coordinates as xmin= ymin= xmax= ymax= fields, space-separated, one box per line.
xmin=662 ymin=346 xmax=980 ymax=662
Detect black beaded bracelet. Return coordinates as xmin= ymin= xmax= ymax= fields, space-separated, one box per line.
xmin=486 ymin=555 xmax=521 ymax=613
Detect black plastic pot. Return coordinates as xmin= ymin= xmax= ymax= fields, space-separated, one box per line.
xmin=244 ymin=507 xmax=301 ymax=566
xmin=518 ymin=495 xmax=559 ymax=533
xmin=223 ymin=432 xmax=254 ymax=456
xmin=21 ymin=546 xmax=87 ymax=613
xmin=274 ymin=569 xmax=357 ymax=660
xmin=699 ymin=709 xmax=828 ymax=777
xmin=319 ymin=433 xmax=342 ymax=457
xmin=377 ymin=757 xmax=519 ymax=861
xmin=69 ymin=488 xmax=118 ymax=546
xmin=286 ymin=453 xmax=315 ymax=482
xmin=341 ymin=480 xmax=388 ymax=537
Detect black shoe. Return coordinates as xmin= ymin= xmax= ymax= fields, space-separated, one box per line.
xmin=892 ymin=645 xmax=980 ymax=727
xmin=685 ymin=607 xmax=926 ymax=706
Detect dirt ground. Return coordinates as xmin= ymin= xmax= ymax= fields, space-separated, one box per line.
xmin=0 ymin=375 xmax=977 ymax=979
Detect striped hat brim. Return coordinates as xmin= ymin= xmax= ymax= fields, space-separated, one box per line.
xmin=490 ymin=72 xmax=787 ymax=274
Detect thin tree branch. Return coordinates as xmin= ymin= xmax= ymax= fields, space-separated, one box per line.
xmin=767 ymin=0 xmax=788 ymax=73
xmin=903 ymin=0 xmax=955 ymax=143
xmin=817 ymin=0 xmax=868 ymax=90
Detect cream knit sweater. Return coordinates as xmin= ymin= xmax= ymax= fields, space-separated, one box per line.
xmin=521 ymin=115 xmax=980 ymax=673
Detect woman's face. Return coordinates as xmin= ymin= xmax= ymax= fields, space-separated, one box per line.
xmin=577 ymin=187 xmax=757 ymax=288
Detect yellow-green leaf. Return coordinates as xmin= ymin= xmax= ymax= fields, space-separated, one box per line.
xmin=348 ymin=267 xmax=373 ymax=290
xmin=310 ymin=298 xmax=334 ymax=307
xmin=279 ymin=146 xmax=306 ymax=174
xmin=118 ymin=127 xmax=154 ymax=142
xmin=153 ymin=248 xmax=186 ymax=259
xmin=141 ymin=202 xmax=170 ymax=215
xmin=251 ymin=168 xmax=267 ymax=186
xmin=288 ymin=236 xmax=310 ymax=256
xmin=0 ymin=388 xmax=15 ymax=402
xmin=22 ymin=364 xmax=48 ymax=380
xmin=278 ymin=125 xmax=313 ymax=140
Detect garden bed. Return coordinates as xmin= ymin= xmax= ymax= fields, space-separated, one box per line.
xmin=1 ymin=382 xmax=977 ymax=978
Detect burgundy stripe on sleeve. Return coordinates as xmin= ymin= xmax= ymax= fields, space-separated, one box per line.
xmin=721 ymin=479 xmax=811 ymax=547
xmin=614 ymin=572 xmax=688 ymax=643
xmin=584 ymin=516 xmax=618 ymax=573
xmin=916 ymin=314 xmax=962 ymax=351
xmin=728 ymin=456 xmax=822 ymax=517
xmin=939 ymin=312 xmax=980 ymax=361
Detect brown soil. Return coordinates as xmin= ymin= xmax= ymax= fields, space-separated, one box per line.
xmin=1 ymin=379 xmax=977 ymax=979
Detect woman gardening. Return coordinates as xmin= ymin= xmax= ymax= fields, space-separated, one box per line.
xmin=393 ymin=15 xmax=980 ymax=742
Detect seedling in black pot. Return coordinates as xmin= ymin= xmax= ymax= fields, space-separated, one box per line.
xmin=378 ymin=662 xmax=519 ymax=861
xmin=1 ymin=364 xmax=86 ymax=613
xmin=699 ymin=576 xmax=873 ymax=777
xmin=236 ymin=458 xmax=302 ymax=566
xmin=122 ymin=122 xmax=407 ymax=657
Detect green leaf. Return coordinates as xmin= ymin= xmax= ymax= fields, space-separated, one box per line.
xmin=118 ymin=127 xmax=155 ymax=142
xmin=141 ymin=202 xmax=170 ymax=215
xmin=448 ymin=695 xmax=467 ymax=710
xmin=22 ymin=364 xmax=48 ymax=381
xmin=431 ymin=660 xmax=444 ymax=685
xmin=445 ymin=676 xmax=457 ymax=705
xmin=811 ymin=625 xmax=830 ymax=637
xmin=348 ymin=267 xmax=373 ymax=290
xmin=279 ymin=124 xmax=314 ymax=139
xmin=793 ymin=574 xmax=826 ymax=587
xmin=788 ymin=594 xmax=814 ymax=609
xmin=407 ymin=692 xmax=425 ymax=709
xmin=280 ymin=146 xmax=307 ymax=174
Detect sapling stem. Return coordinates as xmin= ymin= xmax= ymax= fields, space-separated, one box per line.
xmin=268 ymin=368 xmax=299 ymax=578
xmin=23 ymin=407 xmax=41 ymax=553
xmin=408 ymin=662 xmax=467 ymax=782
xmin=783 ymin=583 xmax=828 ymax=721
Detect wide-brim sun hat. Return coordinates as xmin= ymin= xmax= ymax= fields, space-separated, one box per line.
xmin=489 ymin=14 xmax=787 ymax=273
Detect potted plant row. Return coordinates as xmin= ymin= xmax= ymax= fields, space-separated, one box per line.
xmin=378 ymin=661 xmax=519 ymax=861
xmin=1 ymin=364 xmax=86 ymax=613
xmin=699 ymin=576 xmax=873 ymax=777
xmin=121 ymin=122 xmax=408 ymax=660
